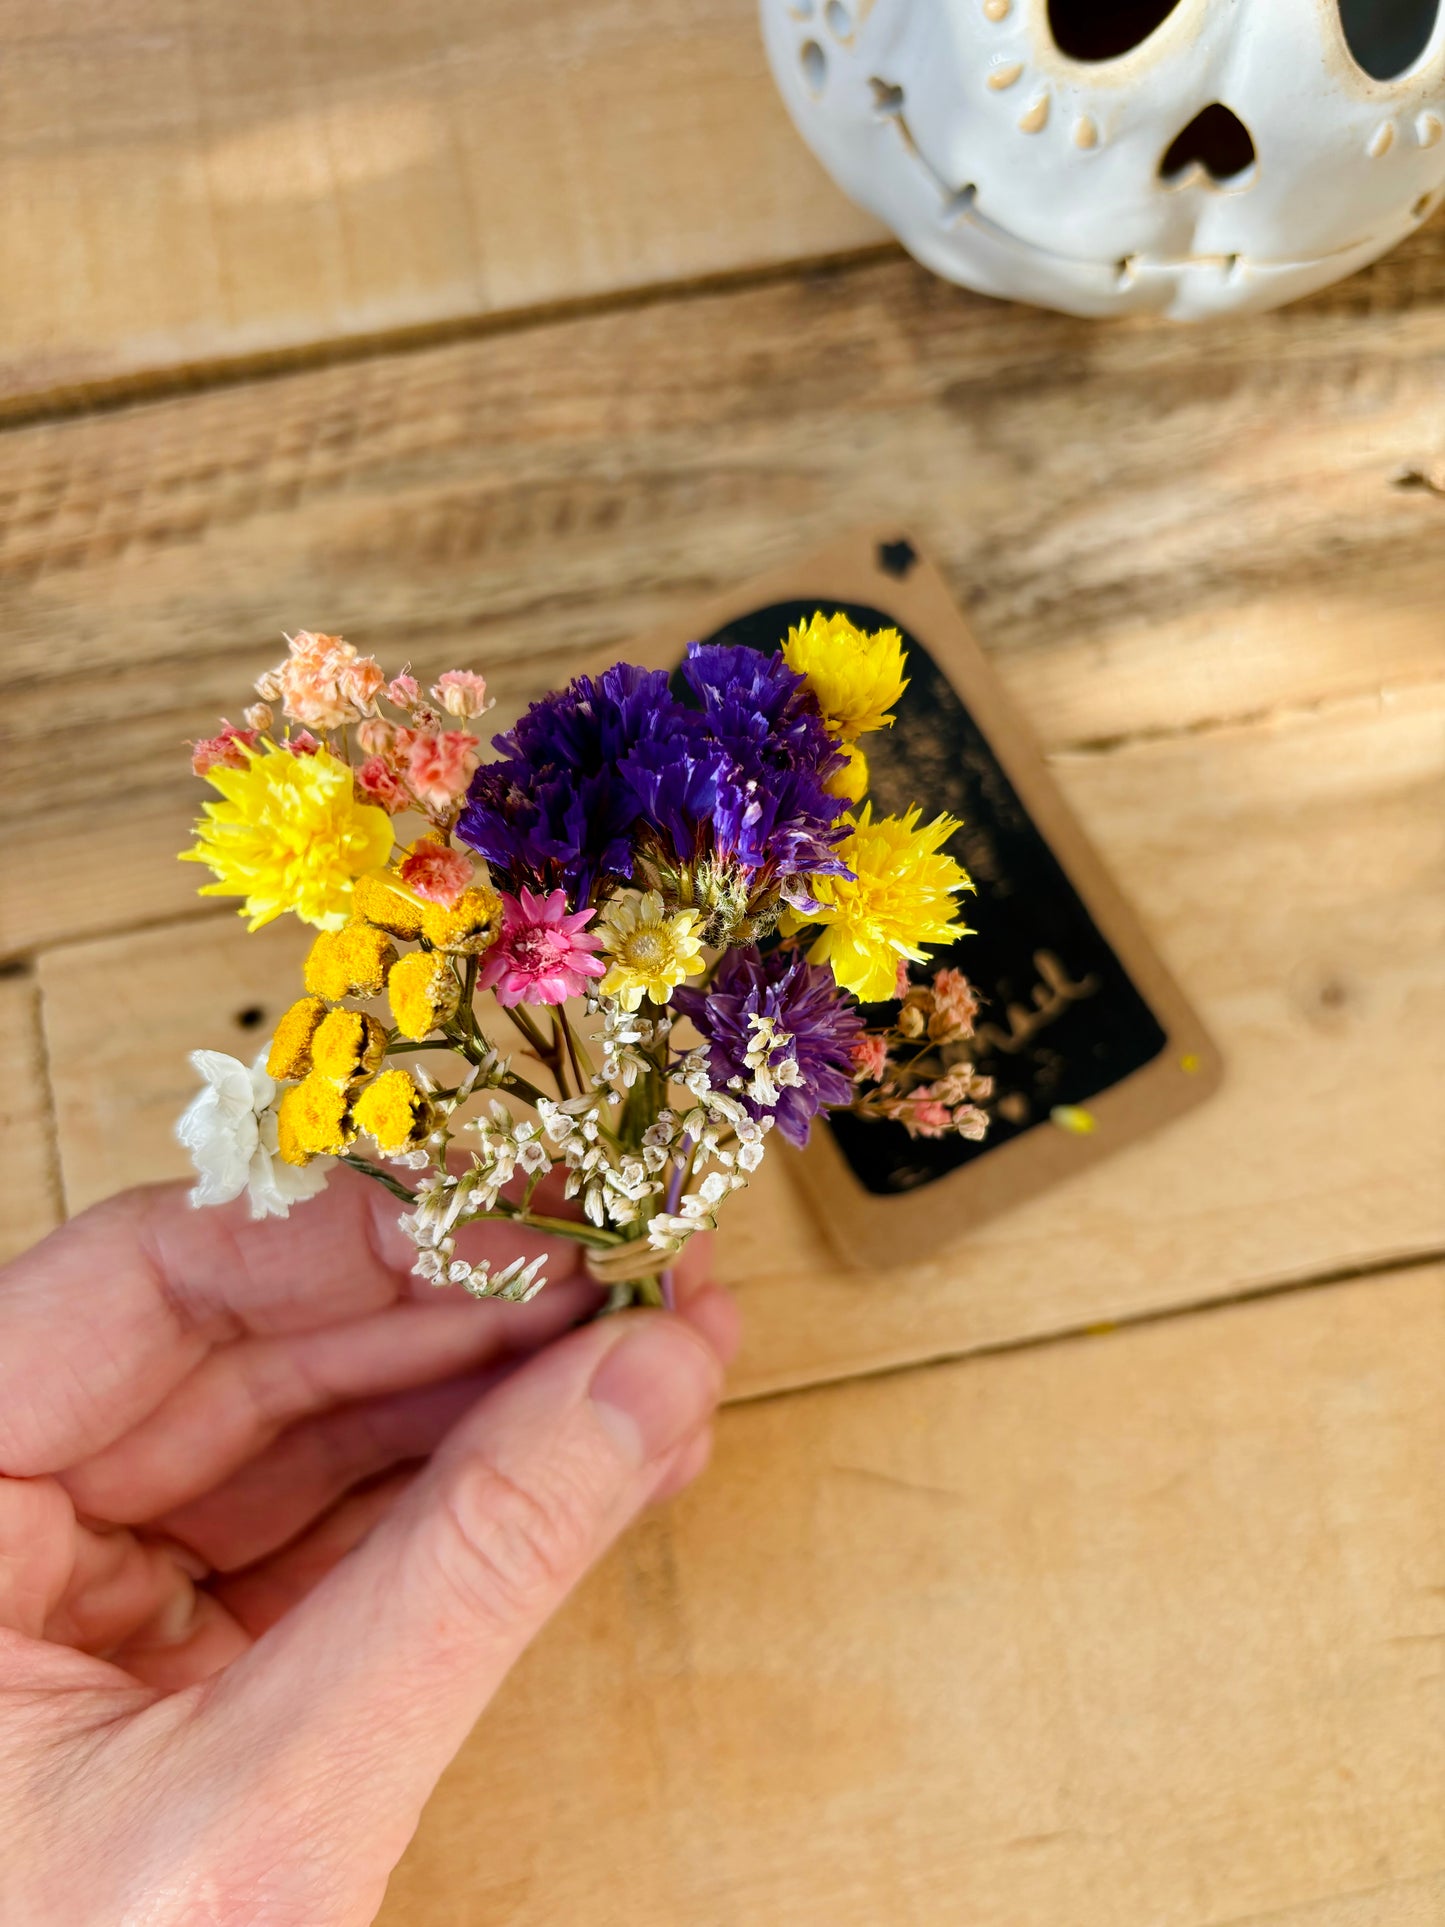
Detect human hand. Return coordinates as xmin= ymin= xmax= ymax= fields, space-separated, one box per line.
xmin=0 ymin=1173 xmax=735 ymax=1924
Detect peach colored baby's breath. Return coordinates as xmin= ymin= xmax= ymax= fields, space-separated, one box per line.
xmin=850 ymin=1034 xmax=890 ymax=1083
xmin=396 ymin=728 xmax=480 ymax=812
xmin=398 ymin=840 xmax=474 ymax=907
xmin=275 ymin=632 xmax=383 ymax=731
xmin=356 ymin=718 xmax=397 ymax=757
xmin=356 ymin=757 xmax=411 ymax=816
xmin=386 ymin=674 xmax=420 ymax=711
xmin=432 ymin=670 xmax=491 ymax=719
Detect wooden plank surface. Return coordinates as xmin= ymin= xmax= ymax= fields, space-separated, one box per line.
xmin=38 ymin=687 xmax=1445 ymax=1395
xmin=375 ymin=1263 xmax=1445 ymax=1927
xmin=0 ymin=969 xmax=62 ymax=1265
xmin=4 ymin=239 xmax=1443 ymax=958
xmin=0 ymin=0 xmax=880 ymax=410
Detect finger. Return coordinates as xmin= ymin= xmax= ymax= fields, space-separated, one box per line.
xmin=190 ymin=1311 xmax=723 ymax=1851
xmin=649 ymin=1424 xmax=714 ymax=1505
xmin=212 ymin=1469 xmax=420 ymax=1636
xmin=0 ymin=1169 xmax=589 ymax=1478
xmin=64 ymin=1272 xmax=600 ymax=1525
xmin=158 ymin=1374 xmax=499 ymax=1571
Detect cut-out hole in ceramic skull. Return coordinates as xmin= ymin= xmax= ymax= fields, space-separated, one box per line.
xmin=1047 ymin=0 xmax=1184 ymax=62
xmin=1160 ymin=104 xmax=1258 ymax=185
xmin=1338 ymin=0 xmax=1441 ymax=81
xmin=761 ymin=0 xmax=1445 ymax=320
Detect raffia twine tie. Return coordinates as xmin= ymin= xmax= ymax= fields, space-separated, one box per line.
xmin=584 ymin=1235 xmax=673 ymax=1286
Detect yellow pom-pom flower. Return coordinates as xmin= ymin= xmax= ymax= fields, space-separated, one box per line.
xmin=353 ymin=1069 xmax=433 ymax=1153
xmin=311 ymin=1008 xmax=388 ymax=1083
xmin=781 ymin=612 xmax=909 ymax=742
xmin=181 ymin=743 xmax=395 ymax=932
xmin=389 ymin=950 xmax=460 ymax=1041
xmin=266 ymin=995 xmax=328 ymax=1081
xmin=276 ymin=1073 xmax=355 ymax=1165
xmin=351 ymin=870 xmax=426 ymax=941
xmin=788 ymin=804 xmax=972 ymax=1004
xmin=304 ymin=922 xmax=398 ymax=1002
xmin=597 ymin=890 xmax=705 ymax=1012
xmin=419 ymin=883 xmax=503 ymax=956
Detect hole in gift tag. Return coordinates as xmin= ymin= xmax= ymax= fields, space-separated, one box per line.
xmin=235 ymin=1005 xmax=266 ymax=1030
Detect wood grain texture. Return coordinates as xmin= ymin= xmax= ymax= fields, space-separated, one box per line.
xmin=0 ymin=0 xmax=881 ymax=409
xmin=0 ymin=970 xmax=62 ymax=1264
xmin=38 ymin=689 xmax=1445 ymax=1390
xmin=376 ymin=1264 xmax=1445 ymax=1926
xmin=3 ymin=238 xmax=1443 ymax=957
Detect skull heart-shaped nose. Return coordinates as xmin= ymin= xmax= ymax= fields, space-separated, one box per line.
xmin=1160 ymin=104 xmax=1258 ymax=187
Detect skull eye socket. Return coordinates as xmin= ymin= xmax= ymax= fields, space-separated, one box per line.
xmin=1046 ymin=0 xmax=1184 ymax=61
xmin=1338 ymin=0 xmax=1441 ymax=80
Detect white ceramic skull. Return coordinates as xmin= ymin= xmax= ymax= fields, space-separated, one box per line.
xmin=762 ymin=0 xmax=1445 ymax=318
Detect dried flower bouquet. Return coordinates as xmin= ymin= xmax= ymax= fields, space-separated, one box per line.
xmin=177 ymin=616 xmax=990 ymax=1310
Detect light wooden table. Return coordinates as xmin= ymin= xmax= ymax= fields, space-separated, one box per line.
xmin=2 ymin=6 xmax=1443 ymax=1922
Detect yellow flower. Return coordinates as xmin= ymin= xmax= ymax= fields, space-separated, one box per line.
xmin=389 ymin=950 xmax=460 ymax=1041
xmin=788 ymin=804 xmax=972 ymax=1004
xmin=311 ymin=1008 xmax=388 ymax=1083
xmin=304 ymin=922 xmax=398 ymax=1002
xmin=824 ymin=742 xmax=870 ymax=806
xmin=352 ymin=870 xmax=426 ymax=941
xmin=276 ymin=1074 xmax=355 ymax=1165
xmin=181 ymin=743 xmax=394 ymax=932
xmin=419 ymin=884 xmax=503 ymax=956
xmin=353 ymin=1069 xmax=433 ymax=1153
xmin=597 ymin=890 xmax=705 ymax=1011
xmin=781 ymin=612 xmax=909 ymax=741
xmin=266 ymin=995 xmax=328 ymax=1081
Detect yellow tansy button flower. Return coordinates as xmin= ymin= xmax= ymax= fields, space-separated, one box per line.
xmin=304 ymin=922 xmax=398 ymax=1002
xmin=311 ymin=1008 xmax=388 ymax=1082
xmin=389 ymin=950 xmax=460 ymax=1041
xmin=353 ymin=1069 xmax=433 ymax=1153
xmin=781 ymin=612 xmax=908 ymax=742
xmin=419 ymin=883 xmax=502 ymax=955
xmin=276 ymin=1074 xmax=355 ymax=1165
xmin=266 ymin=995 xmax=328 ymax=1081
xmin=824 ymin=742 xmax=870 ymax=806
xmin=352 ymin=870 xmax=427 ymax=941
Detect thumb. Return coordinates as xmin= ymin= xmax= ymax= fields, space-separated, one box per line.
xmin=194 ymin=1310 xmax=721 ymax=1852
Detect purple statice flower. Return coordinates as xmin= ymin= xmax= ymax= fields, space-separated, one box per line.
xmin=623 ymin=644 xmax=850 ymax=891
xmin=673 ymin=944 xmax=864 ymax=1147
xmin=458 ymin=664 xmax=683 ymax=901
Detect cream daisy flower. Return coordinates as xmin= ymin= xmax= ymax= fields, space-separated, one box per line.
xmin=596 ymin=890 xmax=705 ymax=1011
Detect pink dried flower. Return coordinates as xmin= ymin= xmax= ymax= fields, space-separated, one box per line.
xmin=338 ymin=655 xmax=385 ymax=715
xmin=356 ymin=718 xmax=397 ymax=757
xmin=894 ymin=959 xmax=912 ymax=1001
xmin=930 ymin=967 xmax=980 ymax=1040
xmin=432 ymin=670 xmax=491 ymax=720
xmin=397 ymin=728 xmax=480 ymax=812
xmin=904 ymin=1098 xmax=953 ymax=1139
xmin=286 ymin=731 xmax=321 ymax=757
xmin=356 ymin=756 xmax=411 ymax=816
xmin=243 ymin=702 xmax=274 ymax=732
xmin=851 ymin=1034 xmax=891 ymax=1084
xmin=190 ymin=722 xmax=260 ymax=777
xmin=476 ymin=888 xmax=606 ymax=1008
xmin=386 ymin=673 xmax=421 ymax=711
xmin=398 ymin=838 xmax=474 ymax=907
xmin=274 ymin=631 xmax=383 ymax=730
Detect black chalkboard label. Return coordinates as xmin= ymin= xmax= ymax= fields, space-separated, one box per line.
xmin=623 ymin=530 xmax=1221 ymax=1268
xmin=697 ymin=597 xmax=1168 ymax=1196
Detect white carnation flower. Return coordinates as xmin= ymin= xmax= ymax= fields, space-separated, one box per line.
xmin=176 ymin=1050 xmax=332 ymax=1220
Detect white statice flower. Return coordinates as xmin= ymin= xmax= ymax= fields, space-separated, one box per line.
xmin=176 ymin=1050 xmax=331 ymax=1221
xmin=735 ymin=1013 xmax=805 ymax=1110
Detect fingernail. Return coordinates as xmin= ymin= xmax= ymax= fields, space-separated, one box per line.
xmin=590 ymin=1316 xmax=722 ymax=1467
